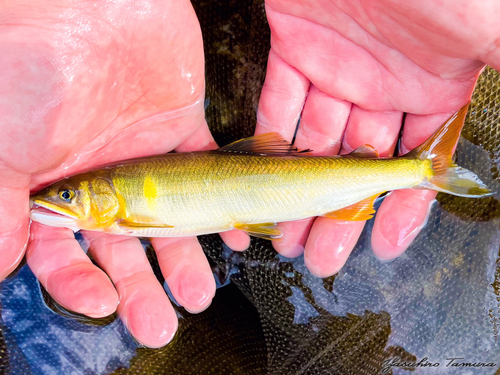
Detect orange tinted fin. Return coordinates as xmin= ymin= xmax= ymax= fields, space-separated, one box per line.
xmin=323 ymin=194 xmax=381 ymax=221
xmin=234 ymin=222 xmax=282 ymax=240
xmin=346 ymin=144 xmax=379 ymax=158
xmin=408 ymin=103 xmax=492 ymax=197
xmin=218 ymin=133 xmax=310 ymax=156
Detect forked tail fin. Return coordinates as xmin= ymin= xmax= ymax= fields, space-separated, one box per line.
xmin=407 ymin=103 xmax=492 ymax=198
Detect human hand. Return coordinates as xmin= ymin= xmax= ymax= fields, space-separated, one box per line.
xmin=0 ymin=0 xmax=248 ymax=347
xmin=256 ymin=0 xmax=499 ymax=276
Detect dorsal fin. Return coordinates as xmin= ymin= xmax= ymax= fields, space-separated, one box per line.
xmin=218 ymin=133 xmax=310 ymax=156
xmin=346 ymin=145 xmax=379 ymax=158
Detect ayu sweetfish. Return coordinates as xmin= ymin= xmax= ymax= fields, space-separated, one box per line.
xmin=30 ymin=104 xmax=492 ymax=240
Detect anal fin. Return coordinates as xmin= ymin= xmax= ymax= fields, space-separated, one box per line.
xmin=234 ymin=222 xmax=282 ymax=240
xmin=323 ymin=194 xmax=382 ymax=221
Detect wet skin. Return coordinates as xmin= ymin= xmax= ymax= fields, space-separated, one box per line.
xmin=0 ymin=0 xmax=248 ymax=348
xmin=255 ymin=0 xmax=500 ymax=276
xmin=1 ymin=0 xmax=500 ymax=347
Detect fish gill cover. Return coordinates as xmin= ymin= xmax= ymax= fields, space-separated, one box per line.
xmin=1 ymin=0 xmax=500 ymax=374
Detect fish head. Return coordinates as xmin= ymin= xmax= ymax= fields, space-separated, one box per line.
xmin=30 ymin=173 xmax=119 ymax=232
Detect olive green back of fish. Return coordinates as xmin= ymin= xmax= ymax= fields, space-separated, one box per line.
xmin=109 ymin=153 xmax=426 ymax=235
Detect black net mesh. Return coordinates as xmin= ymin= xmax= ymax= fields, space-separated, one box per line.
xmin=1 ymin=1 xmax=500 ymax=374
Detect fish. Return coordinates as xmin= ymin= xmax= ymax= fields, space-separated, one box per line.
xmin=29 ymin=104 xmax=492 ymax=240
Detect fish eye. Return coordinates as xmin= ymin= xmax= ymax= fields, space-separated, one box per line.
xmin=58 ymin=189 xmax=75 ymax=202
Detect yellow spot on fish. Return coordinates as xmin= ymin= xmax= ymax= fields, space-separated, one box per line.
xmin=144 ymin=175 xmax=158 ymax=211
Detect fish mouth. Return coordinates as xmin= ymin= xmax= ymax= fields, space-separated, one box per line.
xmin=30 ymin=199 xmax=78 ymax=218
xmin=29 ymin=199 xmax=80 ymax=232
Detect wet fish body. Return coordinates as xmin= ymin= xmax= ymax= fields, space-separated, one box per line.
xmin=87 ymin=153 xmax=425 ymax=236
xmin=30 ymin=105 xmax=492 ymax=239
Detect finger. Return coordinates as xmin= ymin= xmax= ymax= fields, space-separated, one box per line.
xmin=304 ymin=219 xmax=365 ymax=277
xmin=151 ymin=237 xmax=216 ymax=314
xmin=84 ymin=232 xmax=177 ymax=348
xmin=341 ymin=106 xmax=403 ymax=156
xmin=26 ymin=223 xmax=118 ymax=318
xmin=255 ymin=49 xmax=310 ymax=140
xmin=371 ymin=111 xmax=454 ymax=259
xmin=273 ymin=219 xmax=315 ymax=258
xmin=175 ymin=119 xmax=218 ymax=152
xmin=399 ymin=112 xmax=456 ymax=155
xmin=0 ymin=181 xmax=30 ymax=281
xmin=273 ymin=88 xmax=351 ymax=258
xmin=295 ymin=85 xmax=352 ymax=155
xmin=219 ymin=230 xmax=251 ymax=252
xmin=371 ymin=190 xmax=436 ymax=260
xmin=304 ymin=106 xmax=403 ymax=277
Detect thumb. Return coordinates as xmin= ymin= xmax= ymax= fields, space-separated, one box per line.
xmin=0 ymin=175 xmax=30 ymax=281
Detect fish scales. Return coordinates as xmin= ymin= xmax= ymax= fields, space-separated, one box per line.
xmin=108 ymin=153 xmax=426 ymax=236
xmin=29 ymin=109 xmax=491 ymax=238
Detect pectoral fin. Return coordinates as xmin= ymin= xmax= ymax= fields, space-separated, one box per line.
xmin=118 ymin=220 xmax=174 ymax=231
xmin=323 ymin=194 xmax=382 ymax=221
xmin=234 ymin=222 xmax=282 ymax=240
